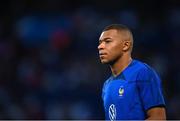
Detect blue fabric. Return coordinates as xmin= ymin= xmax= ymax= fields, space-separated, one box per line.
xmin=102 ymin=60 xmax=165 ymax=120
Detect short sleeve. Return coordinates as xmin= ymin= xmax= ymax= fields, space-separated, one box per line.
xmin=136 ymin=66 xmax=165 ymax=111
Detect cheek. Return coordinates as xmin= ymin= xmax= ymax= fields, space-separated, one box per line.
xmin=109 ymin=45 xmax=123 ymax=55
xmin=113 ymin=48 xmax=124 ymax=60
xmin=112 ymin=50 xmax=122 ymax=59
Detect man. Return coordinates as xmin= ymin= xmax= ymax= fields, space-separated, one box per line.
xmin=98 ymin=24 xmax=166 ymax=120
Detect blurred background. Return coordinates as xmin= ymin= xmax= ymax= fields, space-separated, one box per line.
xmin=0 ymin=0 xmax=180 ymax=119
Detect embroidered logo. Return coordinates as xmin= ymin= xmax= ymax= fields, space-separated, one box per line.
xmin=118 ymin=86 xmax=124 ymax=96
xmin=109 ymin=104 xmax=116 ymax=121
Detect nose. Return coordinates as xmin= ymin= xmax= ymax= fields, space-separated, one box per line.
xmin=98 ymin=42 xmax=105 ymax=50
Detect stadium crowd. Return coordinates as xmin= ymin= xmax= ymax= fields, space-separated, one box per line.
xmin=0 ymin=0 xmax=180 ymax=119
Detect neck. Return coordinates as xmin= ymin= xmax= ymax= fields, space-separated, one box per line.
xmin=110 ymin=53 xmax=132 ymax=77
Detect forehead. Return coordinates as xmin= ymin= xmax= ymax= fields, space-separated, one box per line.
xmin=99 ymin=29 xmax=120 ymax=40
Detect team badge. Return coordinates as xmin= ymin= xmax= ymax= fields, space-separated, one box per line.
xmin=118 ymin=86 xmax=124 ymax=96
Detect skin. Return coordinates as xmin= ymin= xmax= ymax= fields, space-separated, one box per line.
xmin=146 ymin=107 xmax=166 ymax=120
xmin=98 ymin=29 xmax=166 ymax=120
xmin=98 ymin=29 xmax=132 ymax=76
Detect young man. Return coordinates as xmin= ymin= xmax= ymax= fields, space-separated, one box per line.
xmin=98 ymin=24 xmax=166 ymax=120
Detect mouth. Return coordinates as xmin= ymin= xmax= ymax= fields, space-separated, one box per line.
xmin=99 ymin=52 xmax=107 ymax=58
xmin=99 ymin=53 xmax=106 ymax=55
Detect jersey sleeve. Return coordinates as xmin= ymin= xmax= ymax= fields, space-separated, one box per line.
xmin=136 ymin=66 xmax=166 ymax=111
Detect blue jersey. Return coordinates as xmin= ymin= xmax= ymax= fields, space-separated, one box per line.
xmin=102 ymin=59 xmax=165 ymax=120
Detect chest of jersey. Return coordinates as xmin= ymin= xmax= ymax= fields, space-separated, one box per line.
xmin=103 ymin=79 xmax=145 ymax=120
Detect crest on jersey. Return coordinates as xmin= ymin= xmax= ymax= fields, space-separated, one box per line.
xmin=109 ymin=104 xmax=116 ymax=121
xmin=118 ymin=86 xmax=124 ymax=96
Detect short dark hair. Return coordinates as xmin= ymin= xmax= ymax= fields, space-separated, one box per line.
xmin=103 ymin=24 xmax=133 ymax=41
xmin=103 ymin=24 xmax=134 ymax=52
xmin=103 ymin=24 xmax=131 ymax=33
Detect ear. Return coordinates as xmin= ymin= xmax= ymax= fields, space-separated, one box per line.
xmin=122 ymin=41 xmax=130 ymax=51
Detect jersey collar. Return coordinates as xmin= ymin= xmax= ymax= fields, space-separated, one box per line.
xmin=111 ymin=59 xmax=136 ymax=81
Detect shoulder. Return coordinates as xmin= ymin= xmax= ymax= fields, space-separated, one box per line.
xmin=122 ymin=59 xmax=155 ymax=82
xmin=134 ymin=59 xmax=155 ymax=74
xmin=134 ymin=60 xmax=160 ymax=82
xmin=130 ymin=59 xmax=155 ymax=75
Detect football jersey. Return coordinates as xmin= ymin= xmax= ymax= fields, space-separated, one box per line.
xmin=102 ymin=59 xmax=165 ymax=120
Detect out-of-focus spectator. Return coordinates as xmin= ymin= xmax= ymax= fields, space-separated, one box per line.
xmin=0 ymin=0 xmax=179 ymax=119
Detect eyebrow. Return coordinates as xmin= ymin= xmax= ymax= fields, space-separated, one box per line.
xmin=99 ymin=37 xmax=112 ymax=43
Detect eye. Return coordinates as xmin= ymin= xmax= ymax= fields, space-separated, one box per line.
xmin=105 ymin=39 xmax=112 ymax=43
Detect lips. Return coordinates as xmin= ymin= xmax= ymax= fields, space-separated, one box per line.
xmin=99 ymin=52 xmax=107 ymax=58
xmin=99 ymin=52 xmax=107 ymax=55
xmin=99 ymin=53 xmax=106 ymax=55
xmin=99 ymin=53 xmax=107 ymax=56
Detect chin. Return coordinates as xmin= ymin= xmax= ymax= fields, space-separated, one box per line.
xmin=101 ymin=60 xmax=110 ymax=64
xmin=101 ymin=59 xmax=115 ymax=65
